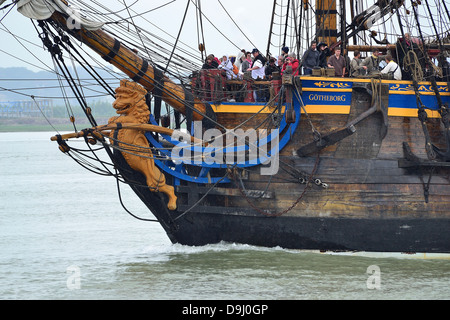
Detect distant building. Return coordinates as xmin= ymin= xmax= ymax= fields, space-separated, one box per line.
xmin=0 ymin=99 xmax=53 ymax=118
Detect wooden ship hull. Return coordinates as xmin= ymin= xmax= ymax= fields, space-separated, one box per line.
xmin=14 ymin=1 xmax=450 ymax=253
xmin=114 ymin=75 xmax=450 ymax=253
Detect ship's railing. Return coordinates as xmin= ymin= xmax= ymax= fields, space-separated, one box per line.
xmin=190 ymin=67 xmax=360 ymax=105
xmin=190 ymin=69 xmax=283 ymax=104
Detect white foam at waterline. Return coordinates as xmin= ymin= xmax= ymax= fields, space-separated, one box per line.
xmin=140 ymin=241 xmax=450 ymax=260
xmin=141 ymin=241 xmax=289 ymax=256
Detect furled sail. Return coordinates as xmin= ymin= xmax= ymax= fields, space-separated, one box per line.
xmin=17 ymin=0 xmax=104 ymax=30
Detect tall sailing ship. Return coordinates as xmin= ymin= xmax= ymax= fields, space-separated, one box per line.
xmin=2 ymin=0 xmax=450 ymax=253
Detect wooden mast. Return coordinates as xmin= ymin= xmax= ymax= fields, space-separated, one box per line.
xmin=49 ymin=10 xmax=215 ymax=124
xmin=315 ymin=0 xmax=337 ymax=46
xmin=266 ymin=1 xmax=277 ymax=58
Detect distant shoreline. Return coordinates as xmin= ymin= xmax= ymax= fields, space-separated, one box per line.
xmin=0 ymin=117 xmax=106 ymax=132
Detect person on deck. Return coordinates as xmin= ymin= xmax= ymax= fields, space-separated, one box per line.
xmin=202 ymin=54 xmax=219 ymax=69
xmin=235 ymin=49 xmax=246 ymax=69
xmin=380 ymin=54 xmax=402 ymax=80
xmin=343 ymin=49 xmax=351 ymax=77
xmin=247 ymin=48 xmax=267 ymax=102
xmin=301 ymin=41 xmax=319 ymax=75
xmin=247 ymin=48 xmax=266 ymax=80
xmin=396 ymin=33 xmax=422 ymax=80
xmin=265 ymin=57 xmax=281 ymax=80
xmin=239 ymin=51 xmax=252 ymax=77
xmin=350 ymin=50 xmax=367 ymax=77
xmin=281 ymin=46 xmax=289 ymax=59
xmin=327 ymin=47 xmax=346 ymax=77
xmin=282 ymin=53 xmax=300 ymax=76
xmin=361 ymin=48 xmax=387 ymax=75
xmin=277 ymin=55 xmax=284 ymax=69
xmin=218 ymin=55 xmax=234 ymax=79
xmin=317 ymin=42 xmax=331 ymax=69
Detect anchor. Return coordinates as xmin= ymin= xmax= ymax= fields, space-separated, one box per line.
xmin=296 ymin=80 xmax=389 ymax=157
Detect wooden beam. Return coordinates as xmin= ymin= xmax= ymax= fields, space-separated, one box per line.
xmin=50 ymin=123 xmax=205 ymax=145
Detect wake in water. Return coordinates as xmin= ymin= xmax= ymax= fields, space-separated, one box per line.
xmin=141 ymin=241 xmax=450 ymax=261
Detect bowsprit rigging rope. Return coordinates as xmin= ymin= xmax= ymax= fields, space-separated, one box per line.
xmin=164 ymin=0 xmax=191 ymax=74
xmin=37 ymin=20 xmax=98 ymax=127
xmin=35 ymin=18 xmax=219 ymax=132
xmin=71 ymin=0 xmax=202 ymax=80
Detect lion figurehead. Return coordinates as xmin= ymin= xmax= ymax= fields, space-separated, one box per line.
xmin=107 ymin=79 xmax=178 ymax=211
xmin=111 ymin=79 xmax=150 ymax=124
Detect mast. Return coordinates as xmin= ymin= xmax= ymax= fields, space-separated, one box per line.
xmin=340 ymin=0 xmax=346 ymax=54
xmin=283 ymin=0 xmax=291 ymax=49
xmin=315 ymin=0 xmax=338 ymax=46
xmin=349 ymin=0 xmax=357 ymax=46
xmin=266 ymin=0 xmax=277 ymax=58
xmin=40 ymin=6 xmax=216 ymax=127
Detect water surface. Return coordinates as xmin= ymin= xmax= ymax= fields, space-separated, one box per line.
xmin=0 ymin=132 xmax=448 ymax=300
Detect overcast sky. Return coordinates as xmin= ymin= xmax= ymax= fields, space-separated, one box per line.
xmin=0 ymin=0 xmax=444 ymax=73
xmin=0 ymin=0 xmax=279 ymax=72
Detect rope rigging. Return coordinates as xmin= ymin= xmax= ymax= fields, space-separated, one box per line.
xmin=32 ymin=12 xmax=301 ymax=220
xmin=2 ymin=0 xmax=450 ymax=221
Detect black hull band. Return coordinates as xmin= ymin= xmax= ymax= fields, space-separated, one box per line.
xmin=172 ymin=212 xmax=450 ymax=253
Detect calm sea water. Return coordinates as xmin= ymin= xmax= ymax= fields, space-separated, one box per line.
xmin=0 ymin=131 xmax=449 ymax=302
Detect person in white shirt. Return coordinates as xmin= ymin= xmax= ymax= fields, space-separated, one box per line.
xmin=381 ymin=55 xmax=402 ymax=80
xmin=247 ymin=48 xmax=266 ymax=80
xmin=247 ymin=49 xmax=267 ymax=102
xmin=218 ymin=55 xmax=234 ymax=79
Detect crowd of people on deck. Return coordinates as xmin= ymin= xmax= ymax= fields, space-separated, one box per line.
xmin=201 ymin=47 xmax=302 ymax=102
xmin=302 ymin=40 xmax=404 ymax=80
xmin=201 ymin=47 xmax=301 ymax=81
xmin=200 ymin=32 xmax=450 ymax=85
xmin=201 ymin=45 xmax=403 ymax=83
